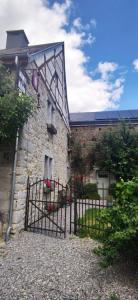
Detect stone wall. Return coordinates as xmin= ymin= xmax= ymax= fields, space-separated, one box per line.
xmin=71 ymin=122 xmax=138 ymax=158
xmin=11 ymin=62 xmax=70 ymax=232
xmin=71 ymin=124 xmax=113 ymax=156
xmin=70 ymin=123 xmax=138 ymax=194
xmin=0 ymin=56 xmax=70 ymax=234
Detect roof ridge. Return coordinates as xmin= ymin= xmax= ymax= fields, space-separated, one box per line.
xmin=0 ymin=41 xmax=63 ymax=57
xmin=70 ymin=108 xmax=138 ymax=114
xmin=70 ymin=109 xmax=138 ymax=124
xmin=29 ymin=42 xmax=61 ymax=48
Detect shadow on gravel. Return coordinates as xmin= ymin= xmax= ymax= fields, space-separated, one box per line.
xmin=113 ymin=257 xmax=138 ymax=287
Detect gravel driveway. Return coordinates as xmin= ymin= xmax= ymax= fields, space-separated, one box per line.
xmin=0 ymin=231 xmax=137 ymax=300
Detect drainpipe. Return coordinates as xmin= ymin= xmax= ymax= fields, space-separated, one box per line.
xmin=5 ymin=129 xmax=19 ymax=241
xmin=5 ymin=55 xmax=19 ymax=241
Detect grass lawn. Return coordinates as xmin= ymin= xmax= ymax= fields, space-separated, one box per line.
xmin=77 ymin=207 xmax=110 ymax=240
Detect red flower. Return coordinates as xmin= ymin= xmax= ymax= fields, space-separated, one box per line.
xmin=44 ymin=179 xmax=51 ymax=188
xmin=47 ymin=203 xmax=57 ymax=212
xmin=66 ymin=197 xmax=72 ymax=204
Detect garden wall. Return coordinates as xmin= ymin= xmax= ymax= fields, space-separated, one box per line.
xmin=70 ymin=123 xmax=138 ymax=192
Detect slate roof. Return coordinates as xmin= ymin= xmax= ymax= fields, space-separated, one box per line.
xmin=0 ymin=42 xmax=61 ymax=58
xmin=70 ymin=109 xmax=138 ymax=125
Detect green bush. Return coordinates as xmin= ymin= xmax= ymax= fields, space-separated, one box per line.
xmin=89 ymin=123 xmax=138 ymax=181
xmin=95 ymin=178 xmax=138 ymax=266
xmin=83 ymin=183 xmax=100 ymax=200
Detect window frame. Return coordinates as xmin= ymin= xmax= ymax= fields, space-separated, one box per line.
xmin=44 ymin=155 xmax=53 ymax=179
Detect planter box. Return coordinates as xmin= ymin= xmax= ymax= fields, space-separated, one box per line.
xmin=45 ymin=202 xmax=59 ymax=212
xmin=47 ymin=123 xmax=57 ymax=135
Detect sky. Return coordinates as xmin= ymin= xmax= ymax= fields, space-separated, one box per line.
xmin=0 ymin=0 xmax=138 ymax=112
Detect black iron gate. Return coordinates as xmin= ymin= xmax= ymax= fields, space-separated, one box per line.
xmin=69 ymin=177 xmax=110 ymax=239
xmin=70 ymin=195 xmax=109 ymax=239
xmin=25 ymin=177 xmax=71 ymax=238
xmin=25 ymin=177 xmax=110 ymax=238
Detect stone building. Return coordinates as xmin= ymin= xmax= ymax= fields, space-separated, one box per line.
xmin=1 ymin=30 xmax=138 ymax=238
xmin=70 ymin=110 xmax=138 ymax=195
xmin=0 ymin=30 xmax=70 ymax=236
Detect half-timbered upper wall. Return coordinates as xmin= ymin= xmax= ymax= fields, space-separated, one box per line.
xmin=29 ymin=44 xmax=69 ymax=128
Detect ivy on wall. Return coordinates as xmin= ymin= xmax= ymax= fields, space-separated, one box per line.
xmin=71 ymin=141 xmax=87 ymax=175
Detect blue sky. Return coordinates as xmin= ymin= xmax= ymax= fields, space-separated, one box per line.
xmin=0 ymin=0 xmax=138 ymax=112
xmin=50 ymin=0 xmax=138 ymax=110
xmin=73 ymin=0 xmax=138 ymax=110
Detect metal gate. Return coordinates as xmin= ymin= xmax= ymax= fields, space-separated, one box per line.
xmin=25 ymin=177 xmax=110 ymax=239
xmin=70 ymin=196 xmax=109 ymax=239
xmin=25 ymin=177 xmax=71 ymax=238
xmin=69 ymin=177 xmax=110 ymax=239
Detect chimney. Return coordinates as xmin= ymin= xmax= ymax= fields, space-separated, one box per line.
xmin=6 ymin=30 xmax=29 ymax=49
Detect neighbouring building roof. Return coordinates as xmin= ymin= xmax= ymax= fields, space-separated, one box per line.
xmin=70 ymin=109 xmax=138 ymax=125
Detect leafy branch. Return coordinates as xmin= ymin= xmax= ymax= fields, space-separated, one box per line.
xmin=0 ymin=64 xmax=34 ymax=141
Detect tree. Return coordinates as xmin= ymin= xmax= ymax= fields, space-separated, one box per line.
xmin=0 ymin=64 xmax=14 ymax=96
xmin=71 ymin=142 xmax=86 ymax=175
xmin=0 ymin=64 xmax=34 ymax=141
xmin=89 ymin=123 xmax=138 ymax=181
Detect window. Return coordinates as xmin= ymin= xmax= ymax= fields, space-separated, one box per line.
xmin=49 ymin=158 xmax=52 ymax=178
xmin=97 ymin=170 xmax=108 ymax=178
xmin=47 ymin=99 xmax=55 ymax=125
xmin=44 ymin=156 xmax=53 ymax=179
xmin=47 ymin=101 xmax=52 ymax=124
xmin=51 ymin=107 xmax=55 ymax=126
xmin=47 ymin=98 xmax=57 ymax=135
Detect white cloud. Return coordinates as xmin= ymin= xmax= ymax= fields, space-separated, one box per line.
xmin=90 ymin=18 xmax=97 ymax=28
xmin=0 ymin=0 xmax=124 ymax=112
xmin=133 ymin=59 xmax=138 ymax=71
xmin=97 ymin=62 xmax=118 ymax=80
xmin=73 ymin=17 xmax=81 ymax=29
xmin=85 ymin=33 xmax=96 ymax=45
xmin=73 ymin=17 xmax=96 ymax=32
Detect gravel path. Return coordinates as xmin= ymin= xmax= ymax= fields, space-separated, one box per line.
xmin=0 ymin=231 xmax=137 ymax=300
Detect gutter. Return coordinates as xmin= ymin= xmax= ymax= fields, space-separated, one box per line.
xmin=5 ymin=55 xmax=20 ymax=242
xmin=70 ymin=119 xmax=138 ymax=127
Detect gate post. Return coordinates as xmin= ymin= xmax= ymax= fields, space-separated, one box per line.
xmin=25 ymin=176 xmax=30 ymax=231
xmin=74 ymin=194 xmax=77 ymax=235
